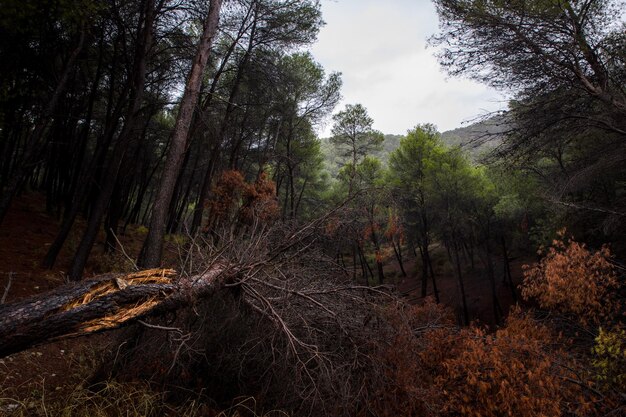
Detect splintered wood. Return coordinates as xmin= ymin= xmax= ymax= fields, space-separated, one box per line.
xmin=61 ymin=269 xmax=176 ymax=312
xmin=0 ymin=265 xmax=231 ymax=358
xmin=60 ymin=269 xmax=177 ymax=334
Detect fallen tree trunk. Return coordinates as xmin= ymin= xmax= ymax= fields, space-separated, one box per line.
xmin=0 ymin=266 xmax=228 ymax=358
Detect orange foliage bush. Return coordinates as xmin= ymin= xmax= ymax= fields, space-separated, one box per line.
xmin=240 ymin=171 xmax=280 ymax=223
xmin=384 ymin=211 xmax=405 ymax=243
xmin=374 ymin=302 xmax=596 ymax=417
xmin=207 ymin=170 xmax=279 ymax=229
xmin=521 ymin=229 xmax=620 ymax=325
xmin=362 ymin=223 xmax=381 ymax=241
xmin=433 ymin=310 xmax=592 ymax=417
xmin=372 ymin=299 xmax=455 ymax=417
xmin=208 ymin=170 xmax=248 ymax=222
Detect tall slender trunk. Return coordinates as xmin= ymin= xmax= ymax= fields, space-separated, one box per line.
xmin=419 ymin=212 xmax=430 ymax=296
xmin=41 ymin=35 xmax=111 ymax=269
xmin=68 ymin=1 xmax=155 ymax=280
xmin=356 ymin=242 xmax=372 ymax=285
xmin=463 ymin=238 xmax=475 ymax=270
xmin=165 ymin=142 xmax=193 ymax=233
xmin=191 ymin=6 xmax=257 ymax=233
xmin=352 ymin=244 xmax=357 ymax=281
xmin=500 ymin=236 xmax=517 ymax=300
xmin=294 ymin=177 xmax=308 ymax=219
xmin=367 ymin=213 xmax=384 ymax=284
xmin=484 ymin=238 xmax=503 ymax=324
xmin=426 ymin=247 xmax=440 ymax=304
xmin=190 ymin=145 xmax=219 ymax=233
xmin=452 ymin=240 xmax=469 ymax=325
xmin=418 ymin=245 xmax=428 ymax=297
xmin=170 ymin=153 xmax=200 ymax=233
xmin=0 ymin=28 xmax=85 ymax=225
xmin=391 ymin=239 xmax=406 ymax=277
xmin=138 ymin=0 xmax=223 ymax=268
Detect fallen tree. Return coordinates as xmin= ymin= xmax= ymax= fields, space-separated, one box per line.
xmin=0 ymin=266 xmax=229 ymax=358
xmin=0 ymin=206 xmax=339 ymax=359
xmin=0 ymin=205 xmax=400 ymax=415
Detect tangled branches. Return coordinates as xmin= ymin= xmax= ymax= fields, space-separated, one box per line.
xmin=109 ymin=211 xmax=394 ymax=416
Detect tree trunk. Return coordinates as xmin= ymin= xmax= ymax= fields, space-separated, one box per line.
xmin=0 ymin=28 xmax=85 ymax=225
xmin=426 ymin=249 xmax=439 ymax=303
xmin=352 ymin=244 xmax=357 ymax=281
xmin=418 ymin=245 xmax=428 ymax=297
xmin=190 ymin=4 xmax=257 ymax=234
xmin=0 ymin=267 xmax=228 ymax=359
xmin=190 ymin=144 xmax=220 ymax=234
xmin=138 ymin=0 xmax=223 ymax=268
xmin=68 ymin=1 xmax=155 ymax=280
xmin=484 ymin=238 xmax=503 ymax=325
xmin=391 ymin=239 xmax=407 ymax=277
xmin=368 ymin=221 xmax=385 ymax=284
xmin=356 ymin=242 xmax=374 ymax=284
xmin=501 ymin=236 xmax=517 ymax=301
xmin=452 ymin=241 xmax=469 ymax=325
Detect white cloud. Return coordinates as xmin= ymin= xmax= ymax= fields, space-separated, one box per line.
xmin=310 ymin=0 xmax=508 ymax=136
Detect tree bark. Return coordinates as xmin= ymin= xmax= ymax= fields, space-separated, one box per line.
xmin=0 ymin=266 xmax=228 ymax=359
xmin=139 ymin=0 xmax=223 ymax=268
xmin=451 ymin=240 xmax=469 ymax=325
xmin=501 ymin=236 xmax=517 ymax=301
xmin=391 ymin=239 xmax=407 ymax=277
xmin=427 ymin=250 xmax=439 ymax=303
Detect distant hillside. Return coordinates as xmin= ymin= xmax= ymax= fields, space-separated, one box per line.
xmin=320 ymin=134 xmax=403 ymax=177
xmin=373 ymin=134 xmax=403 ymax=164
xmin=441 ymin=113 xmax=510 ymax=161
xmin=321 ymin=115 xmax=511 ymax=175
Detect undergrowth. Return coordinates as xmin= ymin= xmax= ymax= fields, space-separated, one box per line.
xmin=0 ymin=379 xmax=290 ymax=416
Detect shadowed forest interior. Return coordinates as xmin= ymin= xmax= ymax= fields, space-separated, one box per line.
xmin=0 ymin=0 xmax=625 ymax=416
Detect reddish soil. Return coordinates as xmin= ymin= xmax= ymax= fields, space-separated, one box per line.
xmin=389 ymin=247 xmax=532 ymax=326
xmin=0 ymin=193 xmax=68 ymax=302
xmin=0 ymin=194 xmax=146 ymax=407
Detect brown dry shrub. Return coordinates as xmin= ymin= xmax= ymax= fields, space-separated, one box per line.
xmin=370 ymin=298 xmax=455 ymax=417
xmin=373 ymin=303 xmax=597 ymax=417
xmin=521 ymin=229 xmax=620 ymax=325
xmin=207 ymin=170 xmax=279 ymax=231
xmin=240 ymin=171 xmax=279 ymax=224
xmin=433 ymin=310 xmax=595 ymax=417
xmin=207 ymin=170 xmax=250 ymax=224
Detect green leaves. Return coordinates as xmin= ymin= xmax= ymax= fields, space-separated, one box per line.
xmin=330 ymin=104 xmax=384 ymax=166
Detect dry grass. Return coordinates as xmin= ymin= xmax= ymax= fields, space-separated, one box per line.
xmin=0 ymin=379 xmax=204 ymax=416
xmin=1 ymin=370 xmax=290 ymax=417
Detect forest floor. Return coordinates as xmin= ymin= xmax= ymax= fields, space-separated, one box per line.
xmin=390 ymin=248 xmax=530 ymax=326
xmin=0 ymin=193 xmax=181 ymax=413
xmin=0 ymin=195 xmax=106 ymax=411
xmin=0 ymin=193 xmax=533 ymax=413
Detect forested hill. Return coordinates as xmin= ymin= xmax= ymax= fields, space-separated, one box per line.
xmin=321 ymin=116 xmax=509 ymax=172
xmin=440 ymin=114 xmax=509 ymax=160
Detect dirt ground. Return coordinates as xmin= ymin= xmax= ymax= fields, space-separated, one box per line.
xmin=0 ymin=194 xmax=142 ymax=408
xmin=389 ymin=245 xmax=532 ymax=326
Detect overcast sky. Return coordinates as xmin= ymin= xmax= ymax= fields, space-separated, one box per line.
xmin=310 ymin=0 xmax=509 ymax=136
